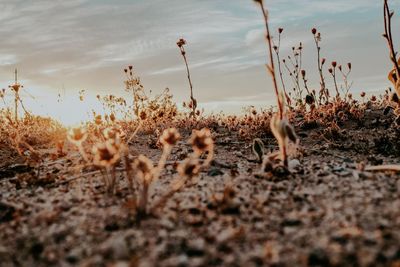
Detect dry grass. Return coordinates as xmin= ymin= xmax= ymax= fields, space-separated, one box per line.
xmin=0 ymin=1 xmax=400 ymax=266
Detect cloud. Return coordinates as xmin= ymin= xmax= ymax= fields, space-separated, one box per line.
xmin=0 ymin=0 xmax=398 ymax=119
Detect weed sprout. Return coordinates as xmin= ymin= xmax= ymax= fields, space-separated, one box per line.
xmin=253 ymin=0 xmax=298 ymax=168
xmin=177 ymin=38 xmax=198 ymax=118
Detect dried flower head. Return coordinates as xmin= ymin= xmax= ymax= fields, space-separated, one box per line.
xmin=190 ymin=128 xmax=213 ymax=155
xmin=92 ymin=140 xmax=121 ymax=167
xmin=159 ymin=128 xmax=180 ymax=147
xmin=361 ymin=92 xmax=366 ymax=98
xmin=278 ymin=28 xmax=283 ymax=34
xmin=270 ymin=114 xmax=298 ymax=167
xmin=67 ymin=127 xmax=87 ymax=146
xmin=312 ymin=28 xmax=317 ymax=35
xmin=177 ymin=157 xmax=200 ymax=178
xmin=103 ymin=127 xmax=122 ymax=140
xmin=132 ymin=155 xmax=154 ymax=180
xmin=332 ymin=61 xmax=337 ymax=68
xmin=110 ymin=113 xmax=116 ymax=122
xmin=305 ymin=94 xmax=315 ymax=105
xmin=177 ymin=38 xmax=187 ymax=48
xmin=95 ymin=115 xmax=102 ymax=125
xmin=139 ymin=110 xmax=147 ymax=120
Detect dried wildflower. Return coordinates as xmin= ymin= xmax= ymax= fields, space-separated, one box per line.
xmin=139 ymin=110 xmax=147 ymax=120
xmin=133 ymin=155 xmax=154 ymax=180
xmin=159 ymin=128 xmax=180 ymax=147
xmin=177 ymin=157 xmax=200 ymax=178
xmin=332 ymin=61 xmax=337 ymax=68
xmin=270 ymin=114 xmax=298 ymax=167
xmin=92 ymin=140 xmax=121 ymax=167
xmin=67 ymin=127 xmax=87 ymax=146
xmin=383 ymin=0 xmax=400 ymax=97
xmin=94 ymin=115 xmax=102 ymax=125
xmin=312 ymin=28 xmax=317 ymax=35
xmin=278 ymin=28 xmax=283 ymax=34
xmin=190 ymin=128 xmax=213 ymax=155
xmin=361 ymin=92 xmax=366 ymax=98
xmin=177 ymin=38 xmax=186 ymax=48
xmin=110 ymin=113 xmax=116 ymax=122
xmin=305 ymin=94 xmax=314 ymax=105
xmin=103 ymin=127 xmax=122 ymax=140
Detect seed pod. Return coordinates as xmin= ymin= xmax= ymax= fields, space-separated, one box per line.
xmin=311 ymin=28 xmax=317 ymax=35
xmin=252 ymin=138 xmax=265 ymax=163
xmin=305 ymin=94 xmax=314 ymax=105
xmin=160 ymin=128 xmax=180 ymax=147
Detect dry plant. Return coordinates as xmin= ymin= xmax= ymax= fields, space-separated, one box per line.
xmin=8 ymin=69 xmax=29 ymax=122
xmin=253 ymin=0 xmax=298 ymax=169
xmin=177 ymin=38 xmax=198 ymax=118
xmin=328 ymin=61 xmax=340 ymax=99
xmin=272 ymin=28 xmax=291 ymax=106
xmin=150 ymin=128 xmax=214 ymax=214
xmin=124 ymin=65 xmax=147 ymax=118
xmin=383 ymin=0 xmax=400 ymax=101
xmin=282 ymin=43 xmax=306 ymax=105
xmin=338 ymin=63 xmax=353 ymax=101
xmin=126 ymin=127 xmax=214 ymax=219
xmin=311 ymin=28 xmax=329 ymax=104
xmin=0 ymin=88 xmax=6 ymax=107
xmin=67 ymin=125 xmax=127 ymax=194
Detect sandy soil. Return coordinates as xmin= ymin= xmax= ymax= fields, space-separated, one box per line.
xmin=0 ymin=108 xmax=400 ymax=267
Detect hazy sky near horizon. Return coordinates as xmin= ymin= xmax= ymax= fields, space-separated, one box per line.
xmin=0 ymin=0 xmax=400 ymax=124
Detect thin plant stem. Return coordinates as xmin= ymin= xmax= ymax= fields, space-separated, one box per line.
xmin=179 ymin=45 xmax=197 ymax=118
xmin=383 ymin=0 xmax=400 ymax=96
xmin=257 ymin=2 xmax=283 ymax=119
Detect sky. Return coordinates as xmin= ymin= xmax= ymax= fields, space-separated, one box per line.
xmin=0 ymin=0 xmax=400 ymax=125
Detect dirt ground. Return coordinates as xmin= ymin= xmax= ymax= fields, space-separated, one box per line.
xmin=1 ymin=108 xmax=400 ymax=267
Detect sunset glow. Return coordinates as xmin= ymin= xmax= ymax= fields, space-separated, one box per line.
xmin=0 ymin=0 xmax=399 ymax=122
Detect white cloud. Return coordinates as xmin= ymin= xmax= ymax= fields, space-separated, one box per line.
xmin=0 ymin=0 xmax=399 ymax=119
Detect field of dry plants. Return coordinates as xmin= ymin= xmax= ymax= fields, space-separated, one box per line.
xmin=1 ymin=0 xmax=400 ymax=266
